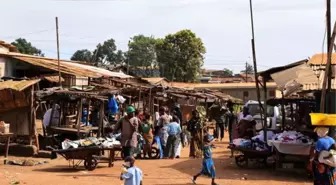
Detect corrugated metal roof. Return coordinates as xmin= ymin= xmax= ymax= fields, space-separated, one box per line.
xmin=0 ymin=51 xmax=133 ymax=79
xmin=0 ymin=79 xmax=40 ymax=91
xmin=270 ymin=64 xmax=319 ymax=94
xmin=308 ymin=53 xmax=336 ymax=65
xmin=142 ymin=78 xmax=168 ymax=84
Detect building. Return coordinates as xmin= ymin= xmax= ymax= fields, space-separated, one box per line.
xmin=170 ymin=82 xmax=280 ymax=103
xmin=0 ymin=40 xmax=132 ymax=88
xmin=307 ymin=53 xmax=336 ymax=90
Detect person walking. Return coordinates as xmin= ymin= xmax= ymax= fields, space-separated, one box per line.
xmin=120 ymin=156 xmax=143 ymax=185
xmin=140 ymin=112 xmax=154 ymax=159
xmin=191 ymin=135 xmax=218 ymax=185
xmin=187 ymin=110 xmax=202 ymax=158
xmin=164 ymin=116 xmax=182 ymax=159
xmin=114 ymin=106 xmax=139 ymax=158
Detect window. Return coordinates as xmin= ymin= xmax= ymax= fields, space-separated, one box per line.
xmin=269 ymin=90 xmax=276 ymax=97
xmin=243 ymin=91 xmax=249 ymax=97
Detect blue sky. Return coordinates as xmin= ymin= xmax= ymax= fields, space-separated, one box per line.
xmin=1 ymin=0 xmax=335 ymax=73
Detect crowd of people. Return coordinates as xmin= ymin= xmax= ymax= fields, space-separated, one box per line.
xmin=114 ymin=101 xmax=244 ymax=185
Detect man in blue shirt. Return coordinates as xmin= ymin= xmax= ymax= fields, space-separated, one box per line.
xmin=120 ymin=156 xmax=143 ymax=185
xmin=164 ymin=116 xmax=182 ymax=159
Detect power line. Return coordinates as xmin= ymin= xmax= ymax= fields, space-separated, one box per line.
xmin=2 ymin=28 xmax=55 ymax=39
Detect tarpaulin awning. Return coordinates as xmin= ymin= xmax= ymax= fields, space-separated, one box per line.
xmin=271 ymin=64 xmax=318 ymax=96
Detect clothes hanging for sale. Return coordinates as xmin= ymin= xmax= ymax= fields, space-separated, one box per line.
xmin=108 ymin=97 xmax=119 ymax=114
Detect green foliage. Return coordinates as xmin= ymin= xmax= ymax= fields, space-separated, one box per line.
xmin=70 ymin=49 xmax=93 ymax=62
xmin=156 ymin=30 xmax=206 ymax=82
xmin=240 ymin=63 xmax=254 ymax=74
xmin=222 ymin=68 xmax=234 ymax=76
xmin=11 ymin=38 xmax=44 ymax=56
xmin=126 ymin=35 xmax=158 ymax=77
xmin=71 ymin=38 xmax=124 ymax=66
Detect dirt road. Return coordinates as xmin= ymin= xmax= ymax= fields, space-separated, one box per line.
xmin=0 ymin=140 xmax=311 ymax=185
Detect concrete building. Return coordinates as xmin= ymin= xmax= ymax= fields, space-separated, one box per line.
xmin=170 ymin=82 xmax=280 ymax=103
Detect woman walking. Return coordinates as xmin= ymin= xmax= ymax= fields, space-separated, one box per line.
xmin=187 ymin=110 xmax=202 ymax=158
xmin=140 ymin=112 xmax=154 ymax=159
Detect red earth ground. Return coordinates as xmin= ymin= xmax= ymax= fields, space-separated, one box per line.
xmin=0 ymin=135 xmax=312 ymax=185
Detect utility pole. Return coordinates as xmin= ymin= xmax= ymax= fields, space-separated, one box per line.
xmin=249 ymin=0 xmax=266 ymax=142
xmin=326 ymin=0 xmax=332 ymax=94
xmin=245 ymin=62 xmax=248 ymax=82
xmin=55 ymin=17 xmax=61 ymax=87
xmin=127 ymin=40 xmax=130 ymax=75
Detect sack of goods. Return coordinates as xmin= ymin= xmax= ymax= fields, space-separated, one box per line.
xmin=0 ymin=121 xmax=10 ymax=134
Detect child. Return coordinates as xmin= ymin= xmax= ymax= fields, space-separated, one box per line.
xmin=120 ymin=156 xmax=143 ymax=185
xmin=192 ymin=135 xmax=218 ymax=185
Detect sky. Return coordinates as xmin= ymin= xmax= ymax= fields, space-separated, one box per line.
xmin=1 ymin=0 xmax=335 ymax=73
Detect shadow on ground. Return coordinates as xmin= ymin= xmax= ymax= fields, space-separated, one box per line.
xmin=162 ymin=154 xmax=311 ymax=183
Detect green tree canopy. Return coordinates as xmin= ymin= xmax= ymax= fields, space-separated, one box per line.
xmin=70 ymin=49 xmax=93 ymax=62
xmin=11 ymin=38 xmax=44 ymax=56
xmin=126 ymin=35 xmax=158 ymax=77
xmin=71 ymin=38 xmax=124 ymax=66
xmin=222 ymin=68 xmax=233 ymax=76
xmin=156 ymin=30 xmax=206 ymax=82
xmin=240 ymin=63 xmax=254 ymax=74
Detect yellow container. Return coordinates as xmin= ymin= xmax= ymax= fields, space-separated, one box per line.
xmin=310 ymin=113 xmax=336 ymax=126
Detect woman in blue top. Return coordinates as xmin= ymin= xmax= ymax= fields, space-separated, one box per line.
xmin=312 ymin=127 xmax=336 ymax=185
xmin=191 ymin=135 xmax=218 ymax=185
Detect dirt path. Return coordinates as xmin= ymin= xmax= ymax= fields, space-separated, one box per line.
xmin=0 ymin=138 xmax=311 ymax=185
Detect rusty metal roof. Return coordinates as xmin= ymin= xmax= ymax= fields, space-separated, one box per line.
xmin=0 ymin=79 xmax=40 ymax=91
xmin=142 ymin=78 xmax=169 ymax=84
xmin=0 ymin=52 xmax=133 ymax=78
xmin=308 ymin=53 xmax=336 ymax=65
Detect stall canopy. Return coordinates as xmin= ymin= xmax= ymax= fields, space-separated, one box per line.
xmin=270 ymin=64 xmax=318 ymax=96
xmin=0 ymin=79 xmax=40 ymax=91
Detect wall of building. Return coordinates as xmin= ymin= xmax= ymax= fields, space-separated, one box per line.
xmin=212 ymin=87 xmax=279 ymax=103
xmin=0 ymin=57 xmax=6 ymax=77
xmin=0 ymin=108 xmax=30 ymax=135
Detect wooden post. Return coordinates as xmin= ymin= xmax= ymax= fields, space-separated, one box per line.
xmin=98 ymin=101 xmax=104 ymax=137
xmin=28 ymin=86 xmax=34 ymax=145
xmin=281 ymin=91 xmax=286 ymax=130
xmin=290 ymin=102 xmax=294 ymax=124
xmin=139 ymin=90 xmax=142 ymax=109
xmin=262 ymin=78 xmax=268 ymax=142
xmin=76 ymin=98 xmax=83 ymax=138
xmin=320 ymin=21 xmax=336 ymax=113
xmin=86 ymin=99 xmax=91 ymax=126
xmin=326 ymin=0 xmax=332 ymax=93
xmin=55 ymin=17 xmax=62 ymax=87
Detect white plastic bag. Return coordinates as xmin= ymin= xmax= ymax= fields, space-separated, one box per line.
xmin=319 ymin=150 xmax=336 ymax=167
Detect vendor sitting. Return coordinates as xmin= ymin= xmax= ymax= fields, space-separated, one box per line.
xmin=237 ymin=106 xmax=256 ymax=139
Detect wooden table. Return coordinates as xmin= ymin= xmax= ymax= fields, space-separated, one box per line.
xmin=48 ymin=126 xmax=98 ymax=137
xmin=0 ymin=133 xmax=13 ymax=164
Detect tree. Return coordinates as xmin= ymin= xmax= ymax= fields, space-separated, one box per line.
xmin=240 ymin=63 xmax=254 ymax=74
xmin=70 ymin=49 xmax=93 ymax=62
xmin=156 ymin=30 xmax=206 ymax=82
xmin=11 ymin=38 xmax=44 ymax=56
xmin=126 ymin=35 xmax=158 ymax=77
xmin=222 ymin=68 xmax=233 ymax=76
xmin=71 ymin=38 xmax=124 ymax=66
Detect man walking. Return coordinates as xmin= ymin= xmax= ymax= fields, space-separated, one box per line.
xmin=115 ymin=106 xmax=139 ymax=158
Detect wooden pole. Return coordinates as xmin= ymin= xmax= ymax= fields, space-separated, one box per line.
xmin=249 ymin=0 xmax=265 ymax=138
xmin=320 ymin=21 xmax=336 ymax=113
xmin=326 ymin=0 xmax=332 ymax=93
xmin=76 ymin=98 xmax=83 ymax=138
xmin=86 ymin=99 xmax=91 ymax=126
xmin=98 ymin=101 xmax=104 ymax=137
xmin=55 ymin=17 xmax=62 ymax=87
xmin=281 ymin=91 xmax=286 ymax=129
